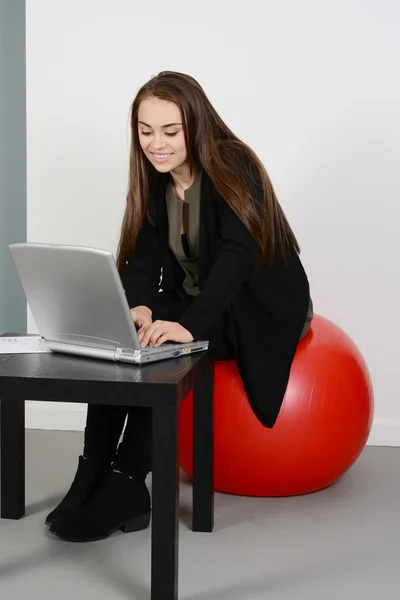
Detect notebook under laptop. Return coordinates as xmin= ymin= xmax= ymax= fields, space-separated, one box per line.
xmin=9 ymin=243 xmax=209 ymax=364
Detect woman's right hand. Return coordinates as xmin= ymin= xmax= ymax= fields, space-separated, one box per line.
xmin=130 ymin=306 xmax=152 ymax=341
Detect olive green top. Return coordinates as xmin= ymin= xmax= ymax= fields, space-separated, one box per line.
xmin=165 ymin=168 xmax=203 ymax=297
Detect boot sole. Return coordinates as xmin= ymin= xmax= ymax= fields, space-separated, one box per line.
xmin=49 ymin=510 xmax=151 ymax=542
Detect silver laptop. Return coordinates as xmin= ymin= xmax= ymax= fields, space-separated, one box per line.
xmin=9 ymin=243 xmax=209 ymax=364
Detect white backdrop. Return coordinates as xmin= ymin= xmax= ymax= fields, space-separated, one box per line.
xmin=26 ymin=0 xmax=400 ymax=444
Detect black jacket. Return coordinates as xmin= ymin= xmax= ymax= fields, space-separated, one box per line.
xmin=121 ymin=168 xmax=310 ymax=428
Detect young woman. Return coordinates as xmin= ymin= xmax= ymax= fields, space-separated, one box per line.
xmin=47 ymin=71 xmax=313 ymax=542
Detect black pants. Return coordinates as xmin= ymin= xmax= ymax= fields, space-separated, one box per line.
xmin=83 ymin=404 xmax=153 ymax=479
xmin=83 ymin=292 xmax=235 ymax=479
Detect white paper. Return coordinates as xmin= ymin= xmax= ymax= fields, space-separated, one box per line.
xmin=0 ymin=336 xmax=50 ymax=354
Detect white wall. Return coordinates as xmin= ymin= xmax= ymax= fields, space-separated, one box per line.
xmin=26 ymin=0 xmax=400 ymax=444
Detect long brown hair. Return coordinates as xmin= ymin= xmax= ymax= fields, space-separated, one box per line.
xmin=116 ymin=71 xmax=300 ymax=272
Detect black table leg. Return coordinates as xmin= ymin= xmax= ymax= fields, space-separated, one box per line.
xmin=151 ymin=402 xmax=180 ymax=600
xmin=192 ymin=364 xmax=214 ymax=532
xmin=0 ymin=396 xmax=25 ymax=519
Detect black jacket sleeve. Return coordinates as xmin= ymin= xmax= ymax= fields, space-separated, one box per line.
xmin=178 ymin=200 xmax=260 ymax=340
xmin=119 ymin=217 xmax=162 ymax=312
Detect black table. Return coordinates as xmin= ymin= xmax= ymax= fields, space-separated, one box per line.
xmin=0 ymin=334 xmax=214 ymax=600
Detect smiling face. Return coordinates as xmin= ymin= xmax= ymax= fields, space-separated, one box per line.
xmin=137 ymin=96 xmax=189 ymax=173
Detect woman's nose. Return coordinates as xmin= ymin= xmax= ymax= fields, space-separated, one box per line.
xmin=153 ymin=139 xmax=168 ymax=149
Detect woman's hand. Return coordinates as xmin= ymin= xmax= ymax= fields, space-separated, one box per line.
xmin=130 ymin=306 xmax=152 ymax=332
xmin=139 ymin=320 xmax=194 ymax=348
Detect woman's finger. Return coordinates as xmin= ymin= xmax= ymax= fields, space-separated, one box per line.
xmin=140 ymin=328 xmax=152 ymax=347
xmin=141 ymin=324 xmax=164 ymax=347
xmin=149 ymin=326 xmax=168 ymax=347
xmin=153 ymin=333 xmax=170 ymax=347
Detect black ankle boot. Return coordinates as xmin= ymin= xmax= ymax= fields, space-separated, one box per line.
xmin=49 ymin=470 xmax=151 ymax=542
xmin=45 ymin=455 xmax=109 ymax=526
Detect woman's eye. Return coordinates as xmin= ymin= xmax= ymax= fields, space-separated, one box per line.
xmin=140 ymin=132 xmax=178 ymax=137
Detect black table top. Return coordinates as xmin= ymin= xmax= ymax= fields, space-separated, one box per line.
xmin=0 ymin=333 xmax=213 ymax=406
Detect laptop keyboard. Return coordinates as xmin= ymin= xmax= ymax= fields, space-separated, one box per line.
xmin=141 ymin=343 xmax=183 ymax=353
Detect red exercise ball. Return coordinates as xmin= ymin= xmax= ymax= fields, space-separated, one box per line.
xmin=179 ymin=314 xmax=374 ymax=497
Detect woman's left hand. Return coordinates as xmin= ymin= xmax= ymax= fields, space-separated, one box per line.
xmin=138 ymin=320 xmax=194 ymax=348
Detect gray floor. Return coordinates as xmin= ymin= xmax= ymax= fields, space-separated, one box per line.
xmin=0 ymin=431 xmax=399 ymax=600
